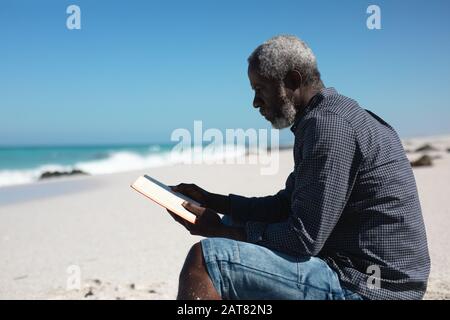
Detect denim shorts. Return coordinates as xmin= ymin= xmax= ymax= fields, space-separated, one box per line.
xmin=201 ymin=238 xmax=362 ymax=300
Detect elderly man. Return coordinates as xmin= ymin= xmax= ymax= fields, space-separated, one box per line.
xmin=168 ymin=35 xmax=430 ymax=300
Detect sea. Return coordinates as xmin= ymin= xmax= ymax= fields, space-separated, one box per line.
xmin=0 ymin=143 xmax=250 ymax=187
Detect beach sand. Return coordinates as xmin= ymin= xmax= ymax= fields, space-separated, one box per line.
xmin=0 ymin=137 xmax=449 ymax=300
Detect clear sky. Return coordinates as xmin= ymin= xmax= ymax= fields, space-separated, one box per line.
xmin=1 ymin=0 xmax=449 ymax=146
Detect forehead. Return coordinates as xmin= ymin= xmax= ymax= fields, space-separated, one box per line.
xmin=247 ymin=65 xmax=274 ymax=87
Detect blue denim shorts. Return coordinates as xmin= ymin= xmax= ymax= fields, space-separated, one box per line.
xmin=201 ymin=237 xmax=362 ymax=300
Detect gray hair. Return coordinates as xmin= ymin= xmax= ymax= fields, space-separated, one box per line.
xmin=248 ymin=35 xmax=321 ymax=86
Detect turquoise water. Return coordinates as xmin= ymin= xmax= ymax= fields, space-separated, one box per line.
xmin=0 ymin=144 xmax=172 ymax=170
xmin=0 ymin=144 xmax=176 ymax=187
xmin=0 ymin=141 xmax=280 ymax=187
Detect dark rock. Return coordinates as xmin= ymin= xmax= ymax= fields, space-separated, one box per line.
xmin=39 ymin=169 xmax=88 ymax=180
xmin=148 ymin=289 xmax=157 ymax=294
xmin=129 ymin=283 xmax=135 ymax=290
xmin=410 ymin=155 xmax=433 ymax=167
xmin=84 ymin=288 xmax=94 ymax=298
xmin=447 ymin=148 xmax=450 ymax=153
xmin=415 ymin=144 xmax=438 ymax=152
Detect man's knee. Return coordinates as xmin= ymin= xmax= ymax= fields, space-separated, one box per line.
xmin=180 ymin=242 xmax=206 ymax=278
xmin=178 ymin=241 xmax=221 ymax=300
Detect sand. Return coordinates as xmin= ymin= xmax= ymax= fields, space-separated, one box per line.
xmin=0 ymin=136 xmax=449 ymax=300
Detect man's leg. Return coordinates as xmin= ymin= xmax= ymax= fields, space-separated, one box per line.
xmin=177 ymin=242 xmax=221 ymax=300
xmin=191 ymin=238 xmax=353 ymax=300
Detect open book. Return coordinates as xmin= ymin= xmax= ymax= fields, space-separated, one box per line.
xmin=131 ymin=175 xmax=199 ymax=224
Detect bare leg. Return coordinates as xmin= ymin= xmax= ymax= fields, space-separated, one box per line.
xmin=177 ymin=242 xmax=221 ymax=300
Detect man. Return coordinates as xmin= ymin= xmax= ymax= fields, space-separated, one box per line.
xmin=167 ymin=35 xmax=430 ymax=300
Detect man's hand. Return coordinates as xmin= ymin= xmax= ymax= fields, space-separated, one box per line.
xmin=166 ymin=202 xmax=246 ymax=241
xmin=166 ymin=202 xmax=223 ymax=237
xmin=170 ymin=183 xmax=231 ymax=215
xmin=170 ymin=184 xmax=212 ymax=207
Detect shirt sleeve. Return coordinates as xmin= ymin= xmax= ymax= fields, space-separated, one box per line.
xmin=246 ymin=112 xmax=361 ymax=256
xmin=227 ymin=172 xmax=294 ymax=223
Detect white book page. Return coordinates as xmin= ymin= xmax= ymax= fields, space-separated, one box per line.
xmin=131 ymin=175 xmax=199 ymax=224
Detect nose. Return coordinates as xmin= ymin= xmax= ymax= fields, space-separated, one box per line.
xmin=253 ymin=95 xmax=263 ymax=109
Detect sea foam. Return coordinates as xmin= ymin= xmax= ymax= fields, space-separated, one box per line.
xmin=0 ymin=145 xmax=248 ymax=188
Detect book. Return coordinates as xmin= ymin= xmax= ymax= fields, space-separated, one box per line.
xmin=130 ymin=175 xmax=199 ymax=224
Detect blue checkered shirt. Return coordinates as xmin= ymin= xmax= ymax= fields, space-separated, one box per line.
xmin=229 ymin=88 xmax=430 ymax=300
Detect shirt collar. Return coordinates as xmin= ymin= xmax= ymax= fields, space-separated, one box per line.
xmin=290 ymin=87 xmax=338 ymax=133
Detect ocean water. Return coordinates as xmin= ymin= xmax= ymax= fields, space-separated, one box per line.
xmin=0 ymin=143 xmax=248 ymax=187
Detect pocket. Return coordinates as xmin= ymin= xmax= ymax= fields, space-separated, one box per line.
xmin=296 ymin=257 xmax=340 ymax=294
xmin=342 ymin=287 xmax=364 ymax=300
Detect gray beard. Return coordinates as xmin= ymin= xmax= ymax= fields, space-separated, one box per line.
xmin=271 ymin=86 xmax=297 ymax=129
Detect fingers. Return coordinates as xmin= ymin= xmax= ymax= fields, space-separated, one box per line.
xmin=170 ymin=183 xmax=185 ymax=193
xmin=182 ymin=201 xmax=204 ymax=216
xmin=170 ymin=183 xmax=197 ymax=194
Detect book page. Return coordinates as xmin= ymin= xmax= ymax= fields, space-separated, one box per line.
xmin=131 ymin=175 xmax=199 ymax=224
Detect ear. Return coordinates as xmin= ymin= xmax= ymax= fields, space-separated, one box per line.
xmin=283 ymin=70 xmax=303 ymax=91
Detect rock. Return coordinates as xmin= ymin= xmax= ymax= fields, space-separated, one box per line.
xmin=415 ymin=144 xmax=438 ymax=152
xmin=410 ymin=155 xmax=433 ymax=167
xmin=84 ymin=288 xmax=94 ymax=298
xmin=39 ymin=169 xmax=88 ymax=180
xmin=447 ymin=148 xmax=450 ymax=153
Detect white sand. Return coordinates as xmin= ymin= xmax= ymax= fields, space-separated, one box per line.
xmin=0 ymin=137 xmax=449 ymax=300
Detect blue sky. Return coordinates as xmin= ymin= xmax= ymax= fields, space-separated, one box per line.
xmin=1 ymin=0 xmax=449 ymax=145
